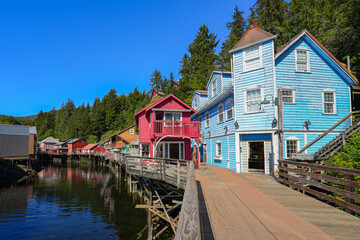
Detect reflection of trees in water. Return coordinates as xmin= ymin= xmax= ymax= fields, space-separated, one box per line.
xmin=0 ymin=185 xmax=34 ymax=220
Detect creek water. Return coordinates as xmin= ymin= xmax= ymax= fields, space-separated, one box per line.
xmin=0 ymin=161 xmax=147 ymax=240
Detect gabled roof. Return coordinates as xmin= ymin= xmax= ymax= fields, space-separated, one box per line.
xmin=192 ymin=86 xmax=234 ymax=117
xmin=109 ymin=124 xmax=137 ymax=138
xmin=206 ymin=70 xmax=232 ymax=89
xmin=82 ymin=143 xmax=99 ymax=150
xmin=275 ymin=29 xmax=357 ymax=83
xmin=39 ymin=136 xmax=59 ymax=144
xmin=230 ymin=22 xmax=276 ymax=53
xmin=135 ymin=94 xmax=196 ymax=119
xmin=195 ymin=90 xmax=208 ymax=95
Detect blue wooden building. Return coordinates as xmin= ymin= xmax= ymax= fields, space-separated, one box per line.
xmin=191 ymin=24 xmax=357 ymax=174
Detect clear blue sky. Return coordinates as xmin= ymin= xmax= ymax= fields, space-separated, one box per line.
xmin=0 ymin=0 xmax=255 ymax=117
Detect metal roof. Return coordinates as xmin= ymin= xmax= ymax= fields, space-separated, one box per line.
xmin=0 ymin=124 xmax=36 ymax=136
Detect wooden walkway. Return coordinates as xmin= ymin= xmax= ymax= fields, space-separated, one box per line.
xmin=196 ymin=164 xmax=360 ymax=240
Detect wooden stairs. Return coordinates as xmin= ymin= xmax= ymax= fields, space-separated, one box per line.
xmin=315 ymin=120 xmax=360 ymax=160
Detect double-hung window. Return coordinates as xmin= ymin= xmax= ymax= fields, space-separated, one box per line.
xmin=205 ymin=112 xmax=210 ymax=128
xmin=322 ymin=90 xmax=336 ymax=114
xmin=212 ymin=80 xmax=217 ymax=97
xmin=244 ymin=45 xmax=262 ymax=72
xmin=218 ymin=104 xmax=224 ymax=123
xmin=226 ymin=98 xmax=233 ymax=120
xmin=282 ymin=88 xmax=295 ymax=104
xmin=194 ymin=97 xmax=198 ymax=109
xmin=296 ymin=49 xmax=309 ymax=72
xmin=198 ymin=116 xmax=202 ymax=129
xmin=216 ymin=141 xmax=222 ymax=158
xmin=245 ymin=87 xmax=262 ymax=113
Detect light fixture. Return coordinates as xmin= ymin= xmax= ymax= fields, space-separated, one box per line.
xmin=304 ymin=120 xmax=311 ymax=127
xmin=207 ymin=130 xmax=211 ymax=135
xmin=224 ymin=126 xmax=228 ymax=131
xmin=260 ymin=98 xmax=270 ymax=105
xmin=272 ymin=118 xmax=278 ymax=125
xmin=234 ymin=121 xmax=239 ymax=127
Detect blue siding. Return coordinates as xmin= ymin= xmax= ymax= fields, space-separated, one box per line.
xmin=233 ymin=40 xmax=276 ymax=130
xmin=207 ymin=73 xmax=222 ymax=103
xmin=204 ymin=135 xmax=236 ymax=170
xmin=222 ymin=73 xmax=233 ymax=94
xmin=276 ymin=36 xmax=352 ymax=132
xmin=306 ymin=133 xmax=339 ymax=154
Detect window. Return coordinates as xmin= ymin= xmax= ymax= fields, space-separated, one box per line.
xmin=286 ymin=138 xmax=300 ymax=158
xmin=296 ymin=49 xmax=309 ymax=72
xmin=226 ymin=98 xmax=233 ymax=120
xmin=205 ymin=112 xmax=210 ymax=128
xmin=164 ymin=112 xmax=182 ymax=121
xmin=244 ymin=45 xmax=262 ymax=72
xmin=130 ymin=129 xmax=134 ymax=134
xmin=194 ymin=98 xmax=198 ymax=109
xmin=245 ymin=87 xmax=262 ymax=113
xmin=323 ymin=90 xmax=336 ymax=114
xmin=216 ymin=141 xmax=222 ymax=157
xmin=218 ymin=104 xmax=224 ymax=123
xmin=282 ymin=89 xmax=295 ymax=104
xmin=198 ymin=116 xmax=202 ymax=129
xmin=212 ymin=80 xmax=217 ymax=97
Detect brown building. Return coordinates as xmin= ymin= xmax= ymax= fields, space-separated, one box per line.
xmin=0 ymin=124 xmax=37 ymax=158
xmin=104 ymin=124 xmax=139 ymax=150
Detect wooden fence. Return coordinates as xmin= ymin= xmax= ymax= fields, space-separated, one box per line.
xmin=279 ymin=160 xmax=360 ymax=215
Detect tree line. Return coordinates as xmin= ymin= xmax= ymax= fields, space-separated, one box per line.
xmin=1 ymin=0 xmax=358 ymax=143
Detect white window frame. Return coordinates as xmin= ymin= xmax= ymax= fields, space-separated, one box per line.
xmin=205 ymin=112 xmax=210 ymax=128
xmin=295 ymin=48 xmax=310 ymax=72
xmin=281 ymin=87 xmax=295 ymax=104
xmin=243 ymin=45 xmax=262 ymax=72
xmin=322 ymin=89 xmax=336 ymax=114
xmin=285 ymin=136 xmax=300 ymax=159
xmin=218 ymin=104 xmax=224 ymax=123
xmin=215 ymin=141 xmax=222 ymax=159
xmin=194 ymin=97 xmax=198 ymax=109
xmin=198 ymin=116 xmax=202 ymax=129
xmin=225 ymin=98 xmax=233 ymax=120
xmin=212 ymin=80 xmax=217 ymax=97
xmin=164 ymin=112 xmax=182 ymax=121
xmin=244 ymin=86 xmax=263 ymax=113
xmin=129 ymin=129 xmax=134 ymax=134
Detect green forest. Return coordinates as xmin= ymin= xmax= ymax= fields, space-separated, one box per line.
xmin=1 ymin=0 xmax=359 ymax=143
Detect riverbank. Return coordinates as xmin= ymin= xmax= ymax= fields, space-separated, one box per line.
xmin=0 ymin=159 xmax=38 ymax=187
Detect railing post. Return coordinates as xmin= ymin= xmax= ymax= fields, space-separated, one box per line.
xmin=177 ymin=160 xmax=180 ymax=188
xmin=345 ymin=174 xmax=355 ymax=215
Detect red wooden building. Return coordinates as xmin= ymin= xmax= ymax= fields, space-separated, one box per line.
xmin=67 ymin=139 xmax=87 ymax=154
xmin=81 ymin=143 xmax=106 ymax=155
xmin=134 ymin=94 xmax=201 ymax=164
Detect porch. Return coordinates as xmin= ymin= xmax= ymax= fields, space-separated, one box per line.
xmin=152 ymin=120 xmax=201 ymax=138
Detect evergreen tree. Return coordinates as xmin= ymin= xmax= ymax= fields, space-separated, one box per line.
xmin=178 ymin=24 xmax=219 ymax=104
xmin=90 ymin=97 xmax=105 ymax=139
xmin=149 ymin=70 xmax=163 ymax=91
xmin=102 ymin=89 xmax=120 ymax=131
xmin=55 ymin=98 xmax=75 ymax=139
xmin=218 ymin=5 xmax=247 ymax=70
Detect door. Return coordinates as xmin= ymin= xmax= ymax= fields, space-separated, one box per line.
xmin=248 ymin=142 xmax=264 ymax=171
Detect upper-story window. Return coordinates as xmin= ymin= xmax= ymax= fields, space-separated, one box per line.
xmin=296 ymin=49 xmax=310 ymax=72
xmin=130 ymin=129 xmax=134 ymax=134
xmin=282 ymin=88 xmax=295 ymax=104
xmin=212 ymin=80 xmax=217 ymax=97
xmin=218 ymin=104 xmax=224 ymax=123
xmin=205 ymin=112 xmax=210 ymax=128
xmin=245 ymin=87 xmax=262 ymax=113
xmin=322 ymin=89 xmax=336 ymax=114
xmin=226 ymin=98 xmax=233 ymax=120
xmin=198 ymin=116 xmax=202 ymax=129
xmin=243 ymin=45 xmax=262 ymax=72
xmin=164 ymin=112 xmax=182 ymax=121
xmin=194 ymin=97 xmax=198 ymax=109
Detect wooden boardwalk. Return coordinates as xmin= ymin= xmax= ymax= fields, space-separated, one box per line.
xmin=196 ymin=164 xmax=360 ymax=240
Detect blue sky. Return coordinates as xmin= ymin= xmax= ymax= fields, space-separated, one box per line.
xmin=0 ymin=0 xmax=255 ymax=116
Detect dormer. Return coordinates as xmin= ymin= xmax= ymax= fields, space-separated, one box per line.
xmin=191 ymin=90 xmax=208 ymax=111
xmin=206 ymin=71 xmax=233 ymax=103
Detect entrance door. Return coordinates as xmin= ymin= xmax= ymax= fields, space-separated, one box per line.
xmin=159 ymin=142 xmax=184 ymax=160
xmin=169 ymin=143 xmax=179 ymax=159
xmin=248 ymin=142 xmax=264 ymax=171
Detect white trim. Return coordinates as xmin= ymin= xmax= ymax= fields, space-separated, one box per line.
xmin=206 ymin=70 xmax=232 ymax=89
xmin=164 ymin=112 xmax=182 ymax=121
xmin=304 ymin=133 xmax=308 ymax=154
xmin=285 ymin=136 xmax=300 ymax=158
xmin=282 ymin=88 xmax=296 ymax=104
xmin=322 ymin=90 xmax=337 ymax=114
xmin=295 ymin=48 xmax=310 ymax=72
xmin=225 ymin=97 xmax=234 ymax=121
xmin=227 ymin=136 xmax=230 ymax=169
xmin=218 ymin=103 xmax=224 ymax=123
xmin=235 ymin=132 xmax=240 ymax=173
xmin=215 ymin=141 xmax=222 ymax=159
xmin=243 ymin=45 xmax=263 ymax=72
xmin=244 ymin=86 xmax=263 ymax=113
xmin=158 ymin=141 xmax=185 ymax=160
xmin=349 ymin=87 xmax=353 ymax=125
xmin=212 ymin=79 xmax=217 ymax=98
xmin=235 ymin=130 xmax=275 ymax=134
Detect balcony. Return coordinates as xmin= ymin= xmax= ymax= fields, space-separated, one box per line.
xmin=153 ymin=120 xmax=201 ymax=138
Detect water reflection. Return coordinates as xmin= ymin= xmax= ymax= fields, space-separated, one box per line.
xmin=0 ymin=162 xmax=147 ymax=240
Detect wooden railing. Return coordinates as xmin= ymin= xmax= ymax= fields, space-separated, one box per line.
xmin=279 ymin=160 xmax=360 ymax=215
xmin=118 ymin=153 xmax=189 ymax=189
xmin=152 ymin=120 xmax=201 ymax=138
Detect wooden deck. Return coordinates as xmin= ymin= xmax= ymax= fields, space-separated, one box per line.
xmin=196 ymin=164 xmax=360 ymax=240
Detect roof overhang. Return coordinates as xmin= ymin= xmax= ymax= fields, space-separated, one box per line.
xmin=152 ymin=108 xmax=192 ymax=112
xmin=229 ymin=35 xmax=277 ymax=53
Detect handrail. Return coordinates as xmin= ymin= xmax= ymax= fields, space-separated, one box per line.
xmin=174 ymin=161 xmax=200 ymax=240
xmin=296 ymin=111 xmax=354 ymax=154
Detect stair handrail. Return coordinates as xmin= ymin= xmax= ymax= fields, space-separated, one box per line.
xmin=296 ymin=111 xmax=355 ymax=154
